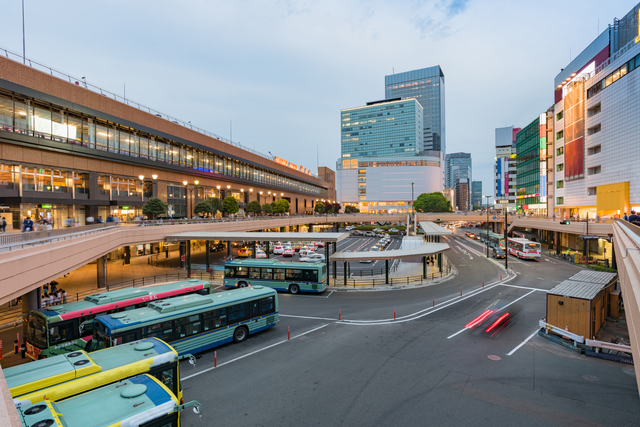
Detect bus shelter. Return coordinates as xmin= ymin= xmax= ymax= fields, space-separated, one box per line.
xmin=165 ymin=231 xmax=349 ymax=285
xmin=330 ymin=243 xmax=450 ymax=284
xmin=419 ymin=221 xmax=453 ymax=242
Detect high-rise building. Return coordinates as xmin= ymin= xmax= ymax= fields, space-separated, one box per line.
xmin=340 ymin=98 xmax=423 ymax=161
xmin=385 ymin=66 xmax=446 ymax=153
xmin=553 ymin=3 xmax=640 ymax=219
xmin=444 ymin=152 xmax=472 ymax=210
xmin=471 ymin=181 xmax=483 ymax=208
xmin=494 ymin=127 xmax=519 ymax=211
xmin=455 ymin=178 xmax=470 ymax=211
xmin=337 ymin=98 xmax=443 ymax=213
xmin=317 ymin=166 xmax=336 ymax=203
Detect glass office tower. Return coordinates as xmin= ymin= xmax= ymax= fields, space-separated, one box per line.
xmin=340 ymin=98 xmax=423 ymax=164
xmin=385 ymin=66 xmax=445 ymax=153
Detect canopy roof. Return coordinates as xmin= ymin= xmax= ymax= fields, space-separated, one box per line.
xmin=330 ymin=243 xmax=449 ymax=261
xmin=165 ymin=231 xmax=349 ymax=243
xmin=419 ymin=221 xmax=453 ymax=236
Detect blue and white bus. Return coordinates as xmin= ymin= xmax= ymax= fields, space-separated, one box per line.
xmin=224 ymin=258 xmax=328 ymax=294
xmin=92 ymin=287 xmax=278 ymax=355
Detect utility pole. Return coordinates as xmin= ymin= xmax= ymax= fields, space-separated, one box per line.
xmin=504 ymin=207 xmax=508 ymax=271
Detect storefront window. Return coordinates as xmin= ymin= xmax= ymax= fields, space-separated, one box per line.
xmin=98 ymin=175 xmax=109 ymax=195
xmin=32 ymin=105 xmax=51 ymax=139
xmin=0 ymin=94 xmax=13 ymax=131
xmin=0 ymin=164 xmax=17 ymax=189
xmin=95 ymin=124 xmax=108 ymax=151
xmin=74 ymin=172 xmax=88 ymax=194
xmin=52 ymin=170 xmax=68 ymax=193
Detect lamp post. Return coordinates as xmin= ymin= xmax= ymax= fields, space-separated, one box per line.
xmin=484 ymin=196 xmax=491 ymax=258
xmin=216 ymin=185 xmax=221 ymax=198
xmin=139 ymin=175 xmax=145 ymax=202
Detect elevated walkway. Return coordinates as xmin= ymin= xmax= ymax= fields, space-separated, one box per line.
xmin=507 ymin=217 xmax=613 ymax=236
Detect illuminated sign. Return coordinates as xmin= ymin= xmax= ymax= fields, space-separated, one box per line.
xmin=39 ymin=204 xmax=53 ymax=209
xmin=539 ymin=113 xmax=547 ymax=203
xmin=636 ymin=9 xmax=640 ymax=44
xmin=120 ymin=206 xmax=130 ymax=209
xmin=274 ymin=156 xmax=312 ymax=175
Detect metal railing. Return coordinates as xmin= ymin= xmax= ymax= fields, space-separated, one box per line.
xmin=0 ymin=225 xmax=119 ymax=251
xmin=0 ymin=45 xmax=280 ymax=165
xmin=332 ymin=264 xmax=452 ymax=288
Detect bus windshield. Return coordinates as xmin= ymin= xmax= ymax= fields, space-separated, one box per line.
xmin=526 ymin=243 xmax=540 ymax=250
xmin=27 ymin=314 xmax=47 ymax=349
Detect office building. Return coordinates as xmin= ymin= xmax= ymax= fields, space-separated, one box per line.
xmin=515 ymin=109 xmax=553 ymax=215
xmin=443 ymin=186 xmax=455 ymax=208
xmin=455 ymin=178 xmax=470 ymax=211
xmin=494 ymin=127 xmax=519 ymax=211
xmin=553 ymin=2 xmax=640 ymax=218
xmin=471 ymin=181 xmax=482 ymax=208
xmin=340 ymin=98 xmax=423 ymax=161
xmin=385 ymin=66 xmax=446 ymax=153
xmin=0 ymin=53 xmax=330 ymax=229
xmin=444 ymin=152 xmax=471 ymax=210
xmin=317 ymin=166 xmax=336 ymax=203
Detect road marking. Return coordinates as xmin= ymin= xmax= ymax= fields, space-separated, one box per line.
xmin=507 ymin=329 xmax=539 ymax=356
xmin=280 ymin=314 xmax=337 ymax=321
xmin=289 ymin=291 xmax=334 ymax=299
xmin=448 ymin=244 xmax=459 ymax=254
xmin=447 ymin=328 xmax=469 ymax=339
xmin=537 ymin=277 xmax=545 ymax=280
xmin=182 ymin=323 xmax=331 ymax=380
xmin=499 ymin=283 xmax=547 ymax=291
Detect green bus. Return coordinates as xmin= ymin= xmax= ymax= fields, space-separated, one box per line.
xmin=92 ymin=287 xmax=278 ymax=355
xmin=26 ymin=279 xmax=213 ymax=360
xmin=7 ymin=337 xmax=187 ymax=409
xmin=17 ymin=374 xmax=201 ymax=427
xmin=223 ymin=258 xmax=328 ymax=294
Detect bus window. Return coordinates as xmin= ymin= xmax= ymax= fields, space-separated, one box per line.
xmin=150 ymin=365 xmax=178 ymax=396
xmin=261 ymin=297 xmax=275 ymax=314
xmin=302 ymin=270 xmax=318 ymax=282
xmin=236 ymin=267 xmax=248 ymax=278
xmin=224 ymin=267 xmax=235 ymax=278
xmin=249 ymin=267 xmax=261 ymax=279
xmin=50 ymin=321 xmax=76 ymax=345
xmin=228 ymin=303 xmax=249 ymax=323
xmin=251 ymin=301 xmax=260 ymax=317
xmin=114 ymin=331 xmax=138 ymax=345
xmin=261 ymin=268 xmax=273 ymax=280
xmin=175 ymin=315 xmax=201 ymax=338
xmin=274 ymin=269 xmax=285 ymax=280
xmin=286 ymin=269 xmax=303 ymax=280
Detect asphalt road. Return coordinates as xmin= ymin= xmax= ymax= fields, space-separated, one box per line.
xmin=178 ymin=227 xmax=640 ymax=426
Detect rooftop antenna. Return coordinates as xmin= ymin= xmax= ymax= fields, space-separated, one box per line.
xmin=230 ymin=120 xmax=232 ymax=143
xmin=21 ymin=0 xmax=26 ymax=64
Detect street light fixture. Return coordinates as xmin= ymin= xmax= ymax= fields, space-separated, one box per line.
xmin=152 ymin=174 xmax=158 ymax=180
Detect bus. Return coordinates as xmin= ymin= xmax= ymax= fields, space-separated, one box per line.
xmin=17 ymin=374 xmax=202 ymax=427
xmin=26 ymin=279 xmax=212 ymax=360
xmin=507 ymin=238 xmax=542 ymax=259
xmin=7 ymin=337 xmax=187 ymax=408
xmin=477 ymin=231 xmax=506 ymax=249
xmin=92 ymin=287 xmax=278 ymax=356
xmin=223 ymin=258 xmax=328 ymax=294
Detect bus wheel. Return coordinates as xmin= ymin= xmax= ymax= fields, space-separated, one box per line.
xmin=289 ymin=284 xmax=300 ymax=294
xmin=233 ymin=326 xmax=248 ymax=343
xmin=238 ymin=281 xmax=248 ymax=288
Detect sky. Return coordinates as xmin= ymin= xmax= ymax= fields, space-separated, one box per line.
xmin=2 ymin=0 xmax=634 ymax=196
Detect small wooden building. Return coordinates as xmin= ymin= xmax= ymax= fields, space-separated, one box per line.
xmin=546 ymin=271 xmax=617 ymax=340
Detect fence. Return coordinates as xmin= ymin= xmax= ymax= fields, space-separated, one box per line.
xmin=332 ymin=264 xmax=452 ymax=288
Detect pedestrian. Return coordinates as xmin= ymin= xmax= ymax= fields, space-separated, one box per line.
xmin=0 ymin=217 xmax=6 ymax=233
xmin=53 ymin=291 xmax=60 ymax=305
xmin=623 ymin=212 xmax=629 ymax=221
xmin=56 ymin=289 xmax=62 ymax=305
xmin=62 ymin=289 xmax=68 ymax=304
xmin=97 ymin=216 xmax=104 ymax=224
xmin=22 ymin=216 xmax=33 ymax=232
xmin=43 ymin=282 xmax=49 ymax=294
xmin=42 ymin=293 xmax=47 ymax=308
xmin=48 ymin=293 xmax=54 ymax=307
xmin=86 ymin=216 xmax=94 ymax=225
xmin=630 ymin=210 xmax=640 ymax=226
xmin=50 ymin=281 xmax=57 ymax=293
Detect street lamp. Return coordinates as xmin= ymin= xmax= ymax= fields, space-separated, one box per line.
xmin=484 ymin=196 xmax=491 ymax=258
xmin=139 ymin=175 xmax=145 ymax=201
xmin=216 ymin=185 xmax=221 ymax=198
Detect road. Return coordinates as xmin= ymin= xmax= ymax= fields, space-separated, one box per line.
xmin=177 ymin=228 xmax=640 ymax=426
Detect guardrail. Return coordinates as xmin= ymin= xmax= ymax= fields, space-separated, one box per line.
xmin=0 ymin=225 xmax=119 ymax=252
xmin=332 ymin=264 xmax=452 ymax=288
xmin=585 ymin=339 xmax=632 ymax=354
xmin=539 ymin=319 xmax=585 ymax=345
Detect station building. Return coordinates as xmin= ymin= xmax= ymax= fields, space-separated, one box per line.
xmin=0 ymin=54 xmax=331 ymax=229
xmin=553 ymin=3 xmax=640 ymax=218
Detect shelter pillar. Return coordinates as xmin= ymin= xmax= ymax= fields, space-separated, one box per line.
xmin=22 ymin=287 xmax=40 ymax=339
xmin=186 ymin=241 xmax=192 ymax=278
xmin=385 ymin=260 xmax=389 ymax=284
xmin=437 ymin=253 xmax=442 ymax=272
xmin=280 ymin=227 xmax=285 ymax=232
xmin=227 ymin=241 xmax=232 ymax=257
xmin=252 ymin=241 xmax=257 ymax=259
xmin=344 ymin=261 xmax=347 ymax=285
xmin=97 ymin=255 xmax=107 ymax=289
xmin=308 ymin=224 xmax=313 ymax=233
xmin=333 ymin=243 xmax=337 ymax=280
xmin=206 ymin=240 xmax=210 ymax=270
xmin=266 ymin=242 xmax=270 ymax=259
xmin=325 ymin=245 xmax=330 ymax=286
xmin=556 ymin=232 xmax=561 ymax=255
xmin=124 ymin=246 xmax=131 ymax=265
xmin=423 ymin=256 xmax=427 ymax=279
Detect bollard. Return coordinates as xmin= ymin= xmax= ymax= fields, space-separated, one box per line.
xmin=500 ymin=275 xmax=502 ymax=281
xmin=288 ymin=326 xmax=290 ymax=340
xmin=460 ymin=287 xmax=462 ymax=297
xmin=14 ymin=340 xmax=18 ymax=355
xmin=214 ymin=351 xmax=217 ymax=368
xmin=339 ymin=309 xmax=341 ymax=321
xmin=433 ymin=297 xmax=435 ymax=307
xmin=482 ymin=279 xmax=484 ymax=288
xmin=394 ymin=308 xmax=396 ymax=320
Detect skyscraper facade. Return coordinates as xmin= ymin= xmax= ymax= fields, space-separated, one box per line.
xmin=471 ymin=181 xmax=483 ymax=208
xmin=385 ymin=66 xmax=446 ymax=153
xmin=494 ymin=126 xmax=519 ymax=211
xmin=444 ymin=152 xmax=472 ymax=210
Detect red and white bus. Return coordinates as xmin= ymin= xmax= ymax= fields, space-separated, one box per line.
xmin=507 ymin=238 xmax=541 ymax=259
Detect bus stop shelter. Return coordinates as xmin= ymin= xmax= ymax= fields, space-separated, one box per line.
xmin=419 ymin=221 xmax=453 ymax=242
xmin=330 ymin=243 xmax=450 ymax=284
xmin=165 ymin=231 xmax=350 ymax=285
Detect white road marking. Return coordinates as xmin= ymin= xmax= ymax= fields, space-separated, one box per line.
xmin=447 ymin=328 xmax=469 ymax=339
xmin=182 ymin=323 xmax=331 ymax=380
xmin=507 ymin=329 xmax=539 ymax=356
xmin=289 ymin=291 xmax=334 ymax=299
xmin=537 ymin=277 xmax=545 ymax=280
xmin=280 ymin=314 xmax=337 ymax=321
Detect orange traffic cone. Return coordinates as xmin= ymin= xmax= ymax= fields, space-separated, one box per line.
xmin=562 ymin=326 xmax=569 ymax=340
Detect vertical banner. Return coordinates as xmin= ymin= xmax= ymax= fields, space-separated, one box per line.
xmin=564 ymin=80 xmax=585 ymax=180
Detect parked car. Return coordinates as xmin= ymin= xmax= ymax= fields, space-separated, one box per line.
xmin=300 ymin=253 xmax=325 ymax=263
xmin=352 ymin=230 xmax=362 ymax=236
xmin=492 ymin=248 xmax=506 ymax=259
xmin=389 ymin=228 xmax=399 ymax=233
xmin=256 ymin=250 xmax=267 ymax=259
xmin=283 ymin=248 xmax=294 ymax=257
xmin=273 ymin=245 xmax=285 ymax=255
xmin=364 ymin=231 xmax=376 ymax=237
xmin=209 ymin=242 xmax=226 ymax=252
xmin=237 ymin=248 xmax=252 ymax=258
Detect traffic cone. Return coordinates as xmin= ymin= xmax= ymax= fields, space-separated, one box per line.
xmin=562 ymin=326 xmax=569 ymax=340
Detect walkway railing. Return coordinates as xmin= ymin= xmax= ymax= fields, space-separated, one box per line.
xmin=332 ymin=264 xmax=452 ymax=288
xmin=0 ymin=225 xmax=118 ymax=251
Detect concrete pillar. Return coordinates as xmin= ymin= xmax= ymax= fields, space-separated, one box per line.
xmin=556 ymin=232 xmax=561 ymax=255
xmin=296 ymin=225 xmax=300 ymax=232
xmin=612 ymin=238 xmax=617 ymax=270
xmin=385 ymin=260 xmax=389 ymax=284
xmin=344 ymin=261 xmax=348 ymax=285
xmin=186 ymin=241 xmax=192 ymax=278
xmin=308 ymin=224 xmax=313 ymax=233
xmin=97 ymin=255 xmax=107 ymax=289
xmin=227 ymin=241 xmax=232 ymax=257
xmin=180 ymin=242 xmax=187 ymax=269
xmin=22 ymin=287 xmax=40 ymax=339
xmin=438 ymin=253 xmax=442 ymax=271
xmin=206 ymin=240 xmax=210 ymax=270
xmin=124 ymin=246 xmax=131 ymax=265
xmin=266 ymin=242 xmax=270 ymax=259
xmin=423 ymin=256 xmax=427 ymax=278
xmin=252 ymin=241 xmax=257 ymax=259
xmin=333 ymin=242 xmax=337 ymax=280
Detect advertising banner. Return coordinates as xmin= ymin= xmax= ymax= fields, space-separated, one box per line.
xmin=564 ymin=80 xmax=585 ymax=180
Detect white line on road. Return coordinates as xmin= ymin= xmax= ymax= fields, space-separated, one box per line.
xmin=507 ymin=329 xmax=539 ymax=356
xmin=182 ymin=323 xmax=331 ymax=380
xmin=280 ymin=314 xmax=337 ymax=321
xmin=447 ymin=328 xmax=469 ymax=339
xmin=289 ymin=291 xmax=334 ymax=299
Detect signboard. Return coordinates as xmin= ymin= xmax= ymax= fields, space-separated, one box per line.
xmin=274 ymin=156 xmax=312 ymax=175
xmin=120 ymin=206 xmax=130 ymax=209
xmin=579 ymin=235 xmax=600 ymax=240
xmin=39 ymin=204 xmax=53 ymax=209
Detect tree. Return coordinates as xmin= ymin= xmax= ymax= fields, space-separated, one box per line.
xmin=194 ymin=198 xmax=222 ymax=217
xmin=413 ymin=192 xmax=453 ymax=213
xmin=261 ymin=203 xmax=273 ymax=215
xmin=331 ymin=202 xmax=342 ymax=213
xmin=142 ymin=197 xmax=168 ymax=219
xmin=345 ymin=206 xmax=359 ymax=214
xmin=314 ymin=202 xmax=325 ymax=214
xmin=246 ymin=200 xmax=262 ymax=215
xmin=222 ymin=196 xmax=239 ymax=216
xmin=273 ymin=199 xmax=290 ymax=214
xmin=208 ymin=197 xmax=223 ymax=216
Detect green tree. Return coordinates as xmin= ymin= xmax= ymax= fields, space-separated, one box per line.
xmin=273 ymin=199 xmax=290 ymax=214
xmin=208 ymin=197 xmax=223 ymax=215
xmin=142 ymin=197 xmax=168 ymax=219
xmin=413 ymin=192 xmax=453 ymax=213
xmin=194 ymin=201 xmax=213 ymax=217
xmin=314 ymin=202 xmax=325 ymax=214
xmin=246 ymin=200 xmax=262 ymax=215
xmin=332 ymin=203 xmax=342 ymax=213
xmin=261 ymin=203 xmax=273 ymax=215
xmin=345 ymin=206 xmax=359 ymax=214
xmin=222 ymin=196 xmax=239 ymax=216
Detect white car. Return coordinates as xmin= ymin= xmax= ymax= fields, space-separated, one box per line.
xmin=315 ymin=241 xmax=325 ymax=248
xmin=364 ymin=231 xmax=376 ymax=237
xmin=300 ymin=253 xmax=325 ymax=263
xmin=389 ymin=228 xmax=399 ymax=233
xmin=273 ymin=245 xmax=285 ymax=255
xmin=256 ymin=250 xmax=267 ymax=259
xmin=299 ymin=247 xmax=310 ymax=256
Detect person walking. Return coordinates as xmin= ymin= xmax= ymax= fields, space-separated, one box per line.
xmin=41 ymin=293 xmax=47 ymax=308
xmin=0 ymin=217 xmax=6 ymax=233
xmin=630 ymin=210 xmax=640 ymax=226
xmin=62 ymin=289 xmax=68 ymax=304
xmin=623 ymin=212 xmax=629 ymax=221
xmin=43 ymin=282 xmax=49 ymax=294
xmin=47 ymin=293 xmax=54 ymax=307
xmin=56 ymin=289 xmax=62 ymax=305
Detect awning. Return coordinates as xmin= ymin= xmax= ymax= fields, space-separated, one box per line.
xmin=165 ymin=231 xmax=350 ymax=243
xmin=419 ymin=221 xmax=453 ymax=236
xmin=329 ymin=243 xmax=449 ymax=261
